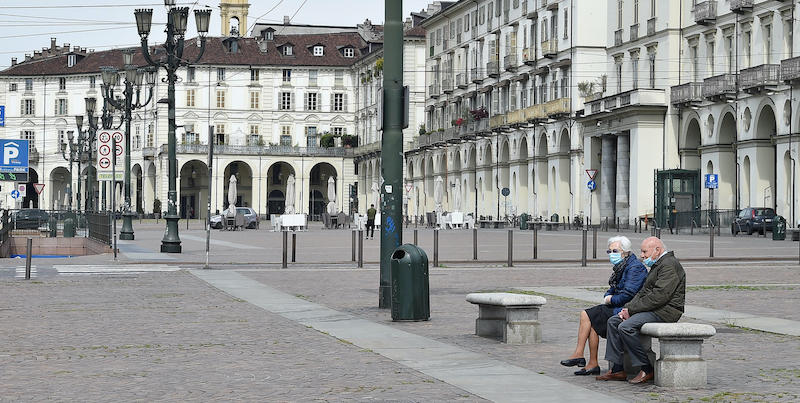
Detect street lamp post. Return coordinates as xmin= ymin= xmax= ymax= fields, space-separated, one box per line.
xmin=101 ymin=52 xmax=155 ymax=240
xmin=135 ymin=3 xmax=210 ymax=253
xmin=59 ymin=130 xmax=79 ymax=211
xmin=81 ymin=93 xmax=123 ymax=212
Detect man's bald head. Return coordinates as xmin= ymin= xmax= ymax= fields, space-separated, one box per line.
xmin=640 ymin=236 xmax=666 ymax=262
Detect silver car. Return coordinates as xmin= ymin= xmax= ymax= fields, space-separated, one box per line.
xmin=209 ymin=207 xmax=259 ymax=229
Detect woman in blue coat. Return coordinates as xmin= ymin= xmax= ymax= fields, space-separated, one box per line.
xmin=560 ymin=235 xmax=647 ymax=375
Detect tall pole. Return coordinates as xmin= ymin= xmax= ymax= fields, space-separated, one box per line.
xmin=379 ymin=0 xmax=404 ymax=309
xmin=205 ymin=126 xmax=214 ymax=269
xmin=120 ymin=82 xmax=135 ymax=240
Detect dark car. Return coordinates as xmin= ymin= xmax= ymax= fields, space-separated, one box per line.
xmin=13 ymin=208 xmax=50 ymax=230
xmin=732 ymin=207 xmax=776 ymax=235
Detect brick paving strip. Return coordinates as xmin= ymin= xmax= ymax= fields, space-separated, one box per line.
xmin=518 ymin=286 xmax=800 ymax=336
xmin=191 ymin=270 xmax=625 ymax=403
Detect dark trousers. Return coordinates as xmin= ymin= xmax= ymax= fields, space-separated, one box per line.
xmin=366 ymin=219 xmax=375 ymax=238
xmin=604 ymin=312 xmax=663 ymax=368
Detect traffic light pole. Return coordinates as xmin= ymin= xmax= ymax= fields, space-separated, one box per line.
xmin=379 ymin=0 xmax=404 ymax=309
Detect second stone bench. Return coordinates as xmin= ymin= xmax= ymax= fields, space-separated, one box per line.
xmin=466 ymin=292 xmax=546 ymax=344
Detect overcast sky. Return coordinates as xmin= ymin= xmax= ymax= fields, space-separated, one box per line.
xmin=0 ymin=0 xmax=435 ymax=69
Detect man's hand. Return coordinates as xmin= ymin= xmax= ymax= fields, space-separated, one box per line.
xmin=604 ymin=295 xmax=612 ymax=305
xmin=618 ymin=308 xmax=630 ymax=320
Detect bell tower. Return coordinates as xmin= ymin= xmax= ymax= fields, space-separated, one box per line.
xmin=220 ymin=0 xmax=250 ymax=36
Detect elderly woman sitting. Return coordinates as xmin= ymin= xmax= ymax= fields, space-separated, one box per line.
xmin=560 ymin=235 xmax=647 ymax=375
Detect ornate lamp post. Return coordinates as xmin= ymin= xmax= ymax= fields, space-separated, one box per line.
xmin=59 ymin=130 xmax=79 ymax=211
xmin=100 ymin=52 xmax=155 ymax=240
xmin=75 ymin=98 xmax=99 ymax=212
xmin=135 ymin=3 xmax=210 ymax=253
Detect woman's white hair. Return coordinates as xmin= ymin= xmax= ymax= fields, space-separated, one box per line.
xmin=607 ymin=236 xmax=632 ymax=252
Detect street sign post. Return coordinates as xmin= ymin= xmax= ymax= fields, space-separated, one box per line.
xmin=0 ymin=139 xmax=29 ymax=174
xmin=33 ymin=183 xmax=45 ymax=195
xmin=705 ymin=174 xmax=718 ymax=257
xmin=587 ymin=180 xmax=597 ymax=191
xmin=10 ymin=189 xmax=19 ymax=199
xmin=96 ymin=130 xmax=124 ymax=181
xmin=585 ymin=169 xmax=598 ymax=180
xmin=704 ymin=174 xmax=719 ymax=189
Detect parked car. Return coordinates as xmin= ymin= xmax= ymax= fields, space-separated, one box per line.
xmin=209 ymin=207 xmax=259 ymax=229
xmin=732 ymin=207 xmax=776 ymax=235
xmin=13 ymin=208 xmax=50 ymax=230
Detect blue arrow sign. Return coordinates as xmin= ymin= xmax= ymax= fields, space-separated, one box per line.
xmin=0 ymin=139 xmax=29 ymax=173
xmin=10 ymin=189 xmax=19 ymax=199
xmin=587 ymin=180 xmax=597 ymax=191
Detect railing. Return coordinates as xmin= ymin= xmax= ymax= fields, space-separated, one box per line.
xmin=487 ymin=61 xmax=500 ymax=77
xmin=781 ymin=56 xmax=800 ymax=82
xmin=443 ymin=126 xmax=460 ymax=142
xmin=740 ymin=64 xmax=780 ymax=90
xmin=471 ymin=69 xmax=483 ymax=83
xmin=165 ymin=144 xmax=354 ymax=157
xmin=442 ymin=79 xmax=454 ymax=93
xmin=630 ymin=24 xmax=639 ymax=42
xmin=456 ymin=73 xmax=467 ymax=88
xmin=490 ymin=113 xmax=507 ymax=129
xmin=647 ymin=17 xmax=656 ymax=36
xmin=702 ymin=74 xmax=737 ymax=99
xmin=507 ymin=109 xmax=526 ymax=125
xmin=619 ymin=92 xmax=631 ymax=106
xmin=504 ymin=54 xmax=518 ymax=70
xmin=429 ymin=83 xmax=439 ymax=97
xmin=583 ymin=89 xmax=666 ymax=117
xmin=541 ymin=39 xmax=557 ymax=57
xmin=730 ymin=0 xmax=753 ymax=13
xmin=603 ymin=97 xmax=618 ymax=111
xmin=544 ymin=98 xmax=570 ymax=117
xmin=523 ymin=47 xmax=536 ymax=64
xmin=87 ymin=211 xmax=112 ymax=246
xmin=671 ymin=82 xmax=703 ymax=104
xmin=614 ymin=29 xmax=623 ymax=46
xmin=694 ymin=1 xmax=717 ymax=24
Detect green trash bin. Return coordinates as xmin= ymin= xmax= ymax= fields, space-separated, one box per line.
xmin=520 ymin=213 xmax=529 ymax=230
xmin=63 ymin=217 xmax=76 ymax=238
xmin=773 ymin=215 xmax=786 ymax=241
xmin=390 ymin=244 xmax=430 ymax=321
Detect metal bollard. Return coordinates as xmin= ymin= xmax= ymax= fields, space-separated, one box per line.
xmin=473 ymin=228 xmax=478 ymax=260
xmin=617 ymin=217 xmax=620 ymax=232
xmin=656 ymin=228 xmax=662 ymax=239
xmin=25 ymin=237 xmax=32 ymax=280
xmin=291 ymin=233 xmax=296 ymax=263
xmin=358 ymin=230 xmax=364 ymax=268
xmin=507 ymin=230 xmax=513 ymax=267
xmin=414 ymin=229 xmax=418 ymax=245
xmin=581 ymin=229 xmax=587 ymax=267
xmin=352 ymin=230 xmax=356 ymax=262
xmin=533 ymin=227 xmax=538 ymax=259
xmin=709 ymin=223 xmax=714 ymax=258
xmin=282 ymin=231 xmax=288 ymax=269
xmin=592 ymin=226 xmax=597 ymax=259
xmin=433 ymin=229 xmax=439 ymax=267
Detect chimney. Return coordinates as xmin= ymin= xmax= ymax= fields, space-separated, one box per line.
xmin=283 ymin=16 xmax=290 ymax=25
xmin=25 ymin=54 xmax=32 ymax=62
xmin=51 ymin=37 xmax=57 ymax=50
xmin=64 ymin=43 xmax=70 ymax=50
xmin=74 ymin=46 xmax=80 ymax=52
xmin=11 ymin=58 xmax=17 ymax=66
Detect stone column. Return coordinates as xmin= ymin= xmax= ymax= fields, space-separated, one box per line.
xmin=600 ymin=135 xmax=617 ymax=223
xmin=616 ymin=134 xmax=630 ymax=227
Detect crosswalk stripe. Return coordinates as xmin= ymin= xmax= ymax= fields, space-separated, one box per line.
xmin=52 ymin=264 xmax=182 ymax=274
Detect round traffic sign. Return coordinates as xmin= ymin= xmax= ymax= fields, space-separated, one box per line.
xmin=113 ymin=132 xmax=124 ymax=143
xmin=99 ymin=144 xmax=111 ymax=156
xmin=587 ymin=180 xmax=597 ymax=191
xmin=10 ymin=189 xmax=19 ymax=199
xmin=99 ymin=131 xmax=111 ymax=143
xmin=501 ymin=187 xmax=510 ymax=197
xmin=99 ymin=157 xmax=111 ymax=169
xmin=115 ymin=144 xmax=124 ymax=156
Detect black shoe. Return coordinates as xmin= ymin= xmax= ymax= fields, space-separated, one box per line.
xmin=574 ymin=366 xmax=601 ymax=376
xmin=560 ymin=358 xmax=586 ymax=367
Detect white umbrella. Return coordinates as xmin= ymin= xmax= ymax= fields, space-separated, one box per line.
xmin=434 ymin=176 xmax=444 ymax=215
xmin=453 ymin=179 xmax=462 ymax=212
xmin=115 ymin=183 xmax=123 ymax=211
xmin=371 ymin=181 xmax=380 ymax=209
xmin=227 ymin=175 xmax=237 ymax=216
xmin=327 ymin=176 xmax=337 ymax=215
xmin=63 ymin=192 xmax=69 ymax=210
xmin=285 ymin=174 xmax=295 ymax=214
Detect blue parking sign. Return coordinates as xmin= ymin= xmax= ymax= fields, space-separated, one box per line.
xmin=705 ymin=174 xmax=719 ymax=189
xmin=0 ymin=105 xmax=4 ymax=127
xmin=0 ymin=139 xmax=29 ymax=173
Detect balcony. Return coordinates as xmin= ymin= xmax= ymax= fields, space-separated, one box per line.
xmin=167 ymin=144 xmax=354 ymax=157
xmin=544 ymin=98 xmax=570 ymax=118
xmin=507 ymin=109 xmax=526 ymax=126
xmin=730 ymin=0 xmax=753 ymax=13
xmin=603 ymin=97 xmax=618 ymax=111
xmin=526 ymin=0 xmax=537 ymax=19
xmin=487 ymin=61 xmax=500 ymax=78
xmin=524 ymin=104 xmax=546 ymax=122
xmin=142 ymin=147 xmax=156 ymax=159
xmin=546 ymin=0 xmax=558 ymax=11
xmin=429 ymin=83 xmax=439 ymax=98
xmin=630 ymin=24 xmax=639 ymax=42
xmin=541 ymin=39 xmax=557 ymax=58
xmin=456 ymin=73 xmax=468 ymax=89
xmin=28 ymin=148 xmax=39 ymax=164
xmin=647 ymin=17 xmax=656 ymax=36
xmin=614 ymin=29 xmax=623 ymax=47
xmin=693 ymin=1 xmax=717 ymax=25
xmin=781 ymin=56 xmax=800 ymax=83
xmin=471 ymin=69 xmax=483 ymax=83
xmin=504 ymin=54 xmax=518 ymax=71
xmin=740 ymin=64 xmax=780 ymax=93
xmin=523 ymin=47 xmax=536 ymax=65
xmin=490 ymin=113 xmax=508 ymax=130
xmin=671 ymin=82 xmax=703 ymax=106
xmin=457 ymin=33 xmax=462 ymax=44
xmin=582 ymin=89 xmax=667 ymax=118
xmin=702 ymin=74 xmax=737 ymax=100
xmin=442 ymin=79 xmax=454 ymax=94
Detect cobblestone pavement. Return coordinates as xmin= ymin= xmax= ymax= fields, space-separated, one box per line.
xmin=243 ymin=265 xmax=800 ymax=402
xmin=0 ymin=272 xmax=482 ymax=402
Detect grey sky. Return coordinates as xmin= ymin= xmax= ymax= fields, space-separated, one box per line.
xmin=0 ymin=0 xmax=435 ymax=69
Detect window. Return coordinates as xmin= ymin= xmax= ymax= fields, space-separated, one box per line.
xmin=216 ymin=90 xmax=226 ymax=108
xmin=250 ymin=91 xmax=260 ymax=109
xmin=186 ymin=89 xmax=195 ymax=107
xmin=283 ymin=45 xmax=293 ymax=56
xmin=55 ymin=99 xmax=68 ymax=115
xmin=726 ymin=35 xmax=734 ymax=73
xmin=147 ymin=123 xmax=154 ymax=147
xmin=464 ymin=14 xmax=470 ymax=32
xmin=305 ymin=92 xmax=318 ymax=111
xmin=24 ymin=78 xmax=33 ymax=92
xmin=786 ymin=19 xmax=794 ymax=59
xmin=9 ymin=83 xmax=17 ymax=92
xmin=187 ymin=67 xmax=195 ymax=83
xmin=651 ymin=0 xmax=656 ymax=17
xmin=135 ymin=125 xmax=141 ymax=149
xmin=58 ymin=130 xmax=66 ymax=145
xmin=480 ymin=6 xmax=485 ymax=24
xmin=618 ymin=0 xmax=623 ymax=30
xmin=313 ymin=45 xmax=324 ymax=56
xmin=21 ymin=131 xmax=35 ymax=151
xmin=634 ymin=0 xmax=639 ymax=24
xmin=89 ymin=76 xmax=96 ymax=89
xmin=22 ymin=99 xmax=35 ymax=116
xmin=333 ymin=127 xmax=345 ymax=136
xmin=249 ymin=125 xmax=260 ymax=145
xmin=649 ymin=52 xmax=656 ymax=88
xmin=333 ymin=93 xmax=345 ymax=111
xmin=281 ymin=126 xmax=292 ymax=145
xmin=631 ymin=57 xmax=639 ymax=90
xmin=616 ymin=62 xmax=623 ymax=93
xmin=309 ymin=69 xmax=318 ymax=86
xmin=335 ymin=70 xmax=344 ymax=87
xmin=691 ymin=45 xmax=698 ymax=82
xmin=764 ymin=25 xmax=772 ymax=64
xmin=305 ymin=126 xmax=318 ymax=147
xmin=283 ymin=69 xmax=292 ymax=83
xmin=279 ymin=91 xmax=293 ymax=110
xmin=563 ymin=9 xmax=569 ymax=39
xmin=215 ymin=124 xmax=226 ymax=145
xmin=68 ymin=54 xmax=76 ymax=68
xmin=344 ymin=47 xmax=354 ymax=58
xmin=250 ymin=68 xmax=259 ymax=82
xmin=59 ymin=77 xmax=66 ymax=90
xmin=708 ymin=41 xmax=715 ymax=76
xmin=183 ymin=124 xmax=197 ymax=144
xmin=217 ymin=68 xmax=225 ymax=82
xmin=743 ymin=30 xmax=751 ymax=68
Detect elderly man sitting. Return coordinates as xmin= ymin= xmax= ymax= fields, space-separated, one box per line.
xmin=596 ymin=236 xmax=686 ymax=384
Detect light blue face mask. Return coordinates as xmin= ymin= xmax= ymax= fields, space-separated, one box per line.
xmin=609 ymin=252 xmax=623 ymax=265
xmin=643 ymin=257 xmax=656 ymax=267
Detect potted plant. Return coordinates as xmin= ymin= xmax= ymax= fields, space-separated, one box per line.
xmin=320 ymin=132 xmax=335 ymax=148
xmin=418 ymin=124 xmax=427 ymax=136
xmin=341 ymin=134 xmax=358 ymax=148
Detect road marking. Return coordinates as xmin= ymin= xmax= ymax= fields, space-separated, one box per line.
xmin=180 ymin=234 xmax=262 ymax=250
xmin=52 ymin=264 xmax=182 ymax=275
xmin=14 ymin=266 xmax=37 ymax=279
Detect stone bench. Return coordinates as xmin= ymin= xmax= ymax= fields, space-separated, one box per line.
xmin=466 ymin=292 xmax=546 ymax=344
xmin=640 ymin=323 xmax=716 ymax=388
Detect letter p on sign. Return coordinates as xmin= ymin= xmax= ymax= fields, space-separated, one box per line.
xmin=3 ymin=143 xmax=19 ymax=165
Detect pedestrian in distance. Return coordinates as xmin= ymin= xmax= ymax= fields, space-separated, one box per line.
xmin=366 ymin=204 xmax=377 ymax=239
xmin=596 ymin=236 xmax=686 ymax=384
xmin=561 ymin=236 xmax=647 ymax=376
